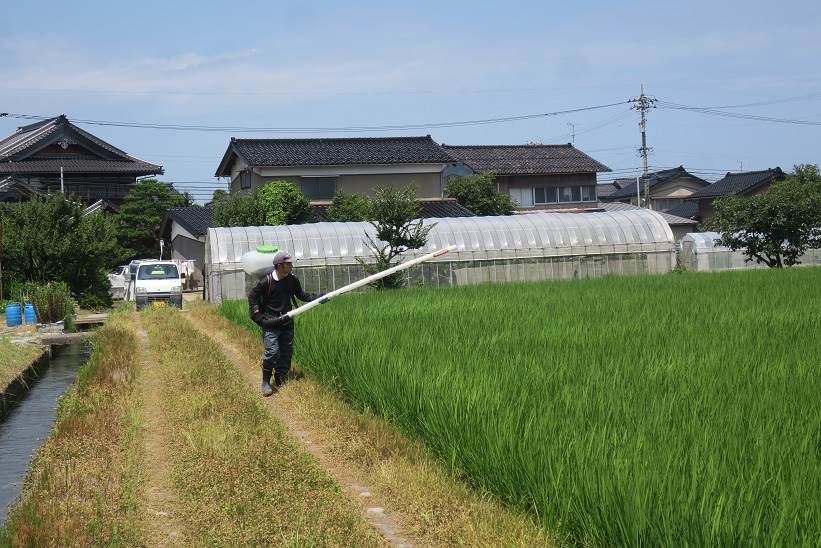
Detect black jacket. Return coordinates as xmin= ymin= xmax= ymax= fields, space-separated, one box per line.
xmin=247 ymin=273 xmax=320 ymax=329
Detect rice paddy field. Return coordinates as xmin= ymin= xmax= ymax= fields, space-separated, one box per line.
xmin=221 ymin=267 xmax=821 ymax=546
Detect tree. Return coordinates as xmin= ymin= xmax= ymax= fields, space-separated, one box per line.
xmin=0 ymin=194 xmax=118 ymax=307
xmin=213 ymin=191 xmax=264 ymax=227
xmin=325 ymin=191 xmax=373 ymax=222
xmin=445 ymin=172 xmax=516 ymax=216
xmin=360 ymin=187 xmax=434 ymax=289
xmin=708 ymin=164 xmax=821 ymax=267
xmin=256 ymin=181 xmax=310 ymax=225
xmin=116 ymin=179 xmax=188 ymax=261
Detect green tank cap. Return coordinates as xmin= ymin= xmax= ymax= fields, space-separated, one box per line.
xmin=256 ymin=245 xmax=279 ymax=253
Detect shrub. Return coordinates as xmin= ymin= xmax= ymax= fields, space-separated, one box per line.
xmin=256 ymin=181 xmax=310 ymax=225
xmin=445 ymin=172 xmax=515 ymax=216
xmin=326 ymin=192 xmax=373 ymax=222
xmin=213 ymin=191 xmax=264 ymax=227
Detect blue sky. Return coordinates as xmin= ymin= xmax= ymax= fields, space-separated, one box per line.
xmin=2 ymin=0 xmax=820 ymax=201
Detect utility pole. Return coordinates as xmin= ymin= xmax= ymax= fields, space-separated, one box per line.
xmin=566 ymin=122 xmax=575 ymax=144
xmin=631 ymin=85 xmax=656 ymax=208
xmin=0 ymin=220 xmax=4 ymax=300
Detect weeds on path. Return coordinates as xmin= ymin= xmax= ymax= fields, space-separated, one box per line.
xmin=143 ymin=308 xmax=384 ymax=546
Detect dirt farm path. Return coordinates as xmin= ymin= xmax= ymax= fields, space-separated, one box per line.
xmin=135 ymin=318 xmax=186 ymax=546
xmin=184 ymin=312 xmax=415 ymax=548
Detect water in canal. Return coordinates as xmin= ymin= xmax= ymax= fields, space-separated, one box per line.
xmin=0 ymin=342 xmax=91 ymax=523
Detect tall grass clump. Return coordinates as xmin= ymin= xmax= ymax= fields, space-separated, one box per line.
xmin=221 ymin=267 xmax=821 ymax=545
xmin=0 ymin=313 xmax=143 ymax=545
xmin=14 ymin=281 xmax=75 ymax=324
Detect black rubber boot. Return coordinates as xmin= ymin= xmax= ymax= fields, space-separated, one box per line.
xmin=261 ymin=367 xmax=274 ymax=397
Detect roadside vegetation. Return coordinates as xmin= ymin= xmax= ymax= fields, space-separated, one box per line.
xmin=0 ymin=338 xmax=43 ymax=393
xmin=222 ymin=267 xmax=821 ymax=545
xmin=0 ymin=313 xmax=143 ymax=546
xmin=141 ymin=308 xmax=384 ymax=546
xmin=209 ymin=301 xmax=550 ymax=546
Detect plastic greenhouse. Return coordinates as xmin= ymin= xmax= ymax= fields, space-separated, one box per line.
xmin=680 ymin=232 xmax=821 ymax=272
xmin=204 ymin=209 xmax=677 ymax=303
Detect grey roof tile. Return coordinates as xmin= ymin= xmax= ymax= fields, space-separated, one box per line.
xmin=0 ymin=159 xmax=163 ymax=175
xmin=441 ymin=144 xmax=610 ymax=175
xmin=605 ymin=166 xmax=709 ymax=199
xmin=166 ymin=206 xmax=215 ymax=237
xmin=0 ymin=115 xmax=163 ymax=175
xmin=687 ymin=168 xmax=785 ymax=198
xmin=217 ymin=136 xmax=453 ymax=176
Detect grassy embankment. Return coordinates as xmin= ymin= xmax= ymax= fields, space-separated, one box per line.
xmin=141 ymin=308 xmax=384 ymax=546
xmin=206 ymin=301 xmax=550 ymax=546
xmin=222 ymin=267 xmax=821 ymax=546
xmin=1 ymin=313 xmax=144 ymax=546
xmin=0 ymin=338 xmax=44 ymax=393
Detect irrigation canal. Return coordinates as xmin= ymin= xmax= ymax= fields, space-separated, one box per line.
xmin=0 ymin=342 xmax=92 ymax=523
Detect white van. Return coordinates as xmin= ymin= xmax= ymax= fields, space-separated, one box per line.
xmin=134 ymin=260 xmax=183 ymax=310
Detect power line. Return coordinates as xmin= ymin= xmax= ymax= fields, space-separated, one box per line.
xmin=2 ymin=101 xmax=631 ymax=134
xmin=658 ymin=101 xmax=821 ymax=126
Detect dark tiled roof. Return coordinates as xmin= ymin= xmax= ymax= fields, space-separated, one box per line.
xmin=687 ymin=168 xmax=785 ymax=199
xmin=605 ymin=166 xmax=709 ymax=199
xmin=166 ymin=206 xmax=215 ymax=237
xmin=216 ymin=136 xmax=453 ymax=176
xmin=666 ymin=201 xmax=699 ymax=220
xmin=441 ymin=144 xmax=610 ymax=175
xmin=311 ymin=198 xmax=475 ymax=221
xmin=0 ymin=159 xmax=163 ymax=175
xmin=598 ymin=201 xmax=698 ymax=226
xmin=0 ymin=176 xmax=46 ymax=200
xmin=595 ymin=182 xmax=620 ymax=198
xmin=0 ymin=115 xmax=163 ymax=175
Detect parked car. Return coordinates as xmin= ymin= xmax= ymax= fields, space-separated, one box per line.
xmin=134 ymin=260 xmax=183 ymax=310
xmin=108 ymin=265 xmax=129 ymax=300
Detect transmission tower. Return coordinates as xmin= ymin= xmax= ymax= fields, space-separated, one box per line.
xmin=631 ymin=85 xmax=657 ymax=208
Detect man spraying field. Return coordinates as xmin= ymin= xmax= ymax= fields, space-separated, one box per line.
xmin=248 ymin=250 xmax=323 ymax=396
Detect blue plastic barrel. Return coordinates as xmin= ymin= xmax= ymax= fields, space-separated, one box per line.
xmin=5 ymin=303 xmax=22 ymax=327
xmin=23 ymin=303 xmax=37 ymax=324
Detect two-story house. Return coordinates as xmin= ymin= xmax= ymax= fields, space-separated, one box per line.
xmin=215 ymin=135 xmax=455 ymax=201
xmin=674 ymin=168 xmax=786 ymax=222
xmin=597 ymin=166 xmax=710 ymax=212
xmin=0 ymin=115 xmax=163 ymax=204
xmin=441 ymin=143 xmax=611 ymax=210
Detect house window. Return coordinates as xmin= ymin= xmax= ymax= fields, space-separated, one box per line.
xmin=240 ymin=170 xmax=252 ymax=190
xmin=508 ymin=187 xmax=534 ymax=207
xmin=301 ymin=177 xmax=337 ymax=199
xmin=582 ymin=185 xmax=597 ymax=202
xmin=534 ymin=187 xmax=558 ymax=204
xmin=652 ymin=198 xmax=684 ymax=212
xmin=559 ymin=186 xmax=582 ymax=203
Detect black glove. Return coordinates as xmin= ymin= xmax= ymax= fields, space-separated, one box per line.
xmin=250 ymin=307 xmax=263 ymax=326
xmin=261 ymin=313 xmax=293 ymax=329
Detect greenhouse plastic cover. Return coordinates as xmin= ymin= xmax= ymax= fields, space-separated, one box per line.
xmin=205 ymin=209 xmax=675 ymax=270
xmin=681 ymin=232 xmax=723 ymax=252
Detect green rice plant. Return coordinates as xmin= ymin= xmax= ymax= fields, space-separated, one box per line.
xmin=221 ymin=267 xmax=821 ymax=546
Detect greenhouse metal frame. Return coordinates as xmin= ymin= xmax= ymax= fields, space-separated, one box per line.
xmin=204 ymin=210 xmax=677 ymax=303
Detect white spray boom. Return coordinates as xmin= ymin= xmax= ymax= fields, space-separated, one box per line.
xmin=286 ymin=245 xmax=456 ymax=318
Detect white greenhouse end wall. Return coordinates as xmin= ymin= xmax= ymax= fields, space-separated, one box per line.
xmin=680 ymin=232 xmax=821 ymax=272
xmin=204 ymin=209 xmax=677 ymax=303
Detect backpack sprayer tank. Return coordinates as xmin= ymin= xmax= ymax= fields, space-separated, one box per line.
xmin=241 ymin=245 xmax=279 ymax=278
